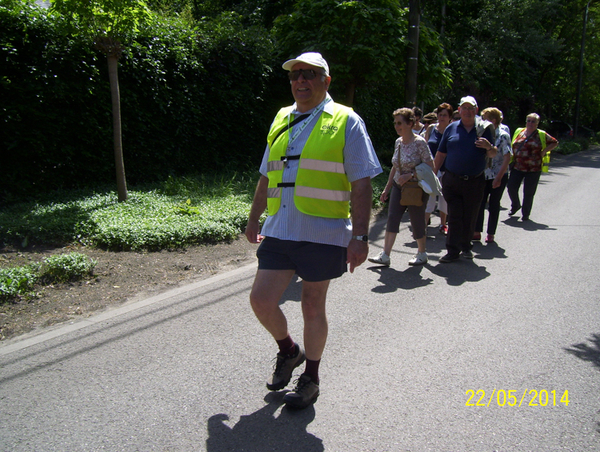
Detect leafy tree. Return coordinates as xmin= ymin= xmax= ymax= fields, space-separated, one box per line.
xmin=274 ymin=0 xmax=409 ymax=107
xmin=50 ymin=0 xmax=153 ymax=202
xmin=422 ymin=0 xmax=600 ymax=129
xmin=273 ymin=0 xmax=450 ymax=108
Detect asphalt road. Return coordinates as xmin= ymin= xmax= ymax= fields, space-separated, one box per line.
xmin=1 ymin=149 xmax=599 ymax=451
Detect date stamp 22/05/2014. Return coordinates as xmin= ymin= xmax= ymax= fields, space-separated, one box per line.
xmin=465 ymin=389 xmax=569 ymax=407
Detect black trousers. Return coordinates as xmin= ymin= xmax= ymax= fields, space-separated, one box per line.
xmin=507 ymin=169 xmax=541 ymax=219
xmin=476 ymin=174 xmax=509 ymax=235
xmin=442 ymin=171 xmax=486 ymax=256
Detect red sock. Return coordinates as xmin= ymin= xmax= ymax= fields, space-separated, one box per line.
xmin=304 ymin=359 xmax=320 ymax=384
xmin=276 ymin=335 xmax=296 ymax=356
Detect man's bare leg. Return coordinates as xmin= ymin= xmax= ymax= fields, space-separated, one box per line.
xmin=250 ymin=268 xmax=296 ymax=340
xmin=301 ymin=279 xmax=331 ymax=362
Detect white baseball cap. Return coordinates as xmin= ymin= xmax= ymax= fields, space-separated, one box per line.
xmin=459 ymin=96 xmax=478 ymax=108
xmin=282 ymin=52 xmax=329 ymax=76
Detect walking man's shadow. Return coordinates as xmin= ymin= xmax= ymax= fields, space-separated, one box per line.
xmin=206 ymin=392 xmax=324 ymax=452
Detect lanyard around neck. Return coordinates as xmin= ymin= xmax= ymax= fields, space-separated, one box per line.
xmin=287 ymin=97 xmax=331 ymax=148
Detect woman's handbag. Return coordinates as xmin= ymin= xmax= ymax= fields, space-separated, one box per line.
xmin=400 ymin=180 xmax=424 ymax=206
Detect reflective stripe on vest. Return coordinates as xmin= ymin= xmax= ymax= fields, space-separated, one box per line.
xmin=266 ymin=103 xmax=351 ymax=218
xmin=511 ymin=127 xmax=550 ymax=172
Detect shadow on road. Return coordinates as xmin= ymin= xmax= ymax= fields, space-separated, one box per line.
xmin=368 ymin=264 xmax=433 ymax=293
xmin=426 ymin=260 xmax=491 ymax=286
xmin=564 ymin=333 xmax=600 ymax=371
xmin=206 ymin=392 xmax=324 ymax=451
xmin=279 ymin=275 xmax=303 ymax=305
xmin=471 ymin=241 xmax=508 ymax=260
xmin=564 ymin=333 xmax=600 ymax=433
xmin=502 ymin=216 xmax=556 ymax=231
xmin=549 ymin=147 xmax=600 ymax=170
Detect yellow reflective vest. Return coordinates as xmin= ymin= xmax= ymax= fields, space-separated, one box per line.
xmin=266 ymin=103 xmax=351 ymax=219
xmin=511 ymin=127 xmax=550 ymax=172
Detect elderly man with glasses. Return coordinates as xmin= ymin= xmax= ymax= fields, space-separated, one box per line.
xmin=433 ymin=96 xmax=497 ymax=263
xmin=244 ymin=52 xmax=381 ymax=409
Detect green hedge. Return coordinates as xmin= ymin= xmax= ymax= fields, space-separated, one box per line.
xmin=0 ymin=5 xmax=278 ymax=201
xmin=1 ymin=4 xmax=402 ymax=205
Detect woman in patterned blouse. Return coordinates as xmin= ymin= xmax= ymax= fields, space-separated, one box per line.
xmin=507 ymin=113 xmax=558 ymax=221
xmin=369 ymin=108 xmax=434 ymax=267
xmin=474 ymin=108 xmax=512 ymax=243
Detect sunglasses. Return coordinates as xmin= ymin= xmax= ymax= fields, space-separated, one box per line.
xmin=288 ymin=69 xmax=323 ymax=81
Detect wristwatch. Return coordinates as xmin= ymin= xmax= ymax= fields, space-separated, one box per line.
xmin=352 ymin=235 xmax=369 ymax=242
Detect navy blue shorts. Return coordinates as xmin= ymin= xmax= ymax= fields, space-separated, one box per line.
xmin=256 ymin=237 xmax=347 ymax=282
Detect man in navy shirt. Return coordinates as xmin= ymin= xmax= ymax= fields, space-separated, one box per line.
xmin=433 ymin=96 xmax=497 ymax=262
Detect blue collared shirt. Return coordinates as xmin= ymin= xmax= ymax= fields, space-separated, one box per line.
xmin=438 ymin=120 xmax=494 ymax=176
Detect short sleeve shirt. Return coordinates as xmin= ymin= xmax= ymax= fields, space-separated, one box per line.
xmin=512 ymin=129 xmax=558 ymax=172
xmin=258 ymin=94 xmax=382 ymax=247
xmin=484 ymin=126 xmax=512 ymax=179
xmin=391 ymin=134 xmax=433 ymax=184
xmin=437 ymin=120 xmax=494 ymax=176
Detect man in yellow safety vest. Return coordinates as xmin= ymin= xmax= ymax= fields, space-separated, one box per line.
xmin=245 ymin=52 xmax=382 ymax=409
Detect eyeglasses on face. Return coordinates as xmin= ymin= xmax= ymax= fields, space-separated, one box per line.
xmin=526 ymin=119 xmax=538 ymax=123
xmin=461 ymin=105 xmax=476 ymax=111
xmin=288 ymin=69 xmax=323 ymax=81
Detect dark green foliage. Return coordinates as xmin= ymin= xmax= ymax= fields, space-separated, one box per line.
xmin=0 ymin=6 xmax=277 ymax=201
xmin=0 ymin=264 xmax=40 ymax=302
xmin=555 ymin=141 xmax=582 ymax=155
xmin=0 ymin=252 xmax=96 ymax=303
xmin=1 ymin=4 xmax=113 ymax=200
xmin=40 ymin=252 xmax=97 ymax=283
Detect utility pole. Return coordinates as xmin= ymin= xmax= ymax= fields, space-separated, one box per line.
xmin=405 ymin=0 xmax=420 ymax=106
xmin=574 ymin=1 xmax=589 ymax=138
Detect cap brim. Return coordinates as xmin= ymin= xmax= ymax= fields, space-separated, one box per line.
xmin=282 ymin=59 xmax=302 ymax=71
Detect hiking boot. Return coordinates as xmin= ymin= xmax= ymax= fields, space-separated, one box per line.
xmin=368 ymin=251 xmax=390 ymax=266
xmin=266 ymin=344 xmax=305 ymax=391
xmin=283 ymin=374 xmax=320 ymax=409
xmin=408 ymin=252 xmax=428 ymax=266
xmin=461 ymin=249 xmax=474 ymax=259
xmin=439 ymin=253 xmax=459 ymax=263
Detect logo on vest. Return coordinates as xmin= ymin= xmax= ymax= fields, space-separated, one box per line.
xmin=321 ymin=124 xmax=338 ymax=135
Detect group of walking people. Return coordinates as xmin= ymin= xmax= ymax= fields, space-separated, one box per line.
xmin=369 ymin=96 xmax=559 ymax=266
xmin=243 ymin=52 xmax=558 ymax=411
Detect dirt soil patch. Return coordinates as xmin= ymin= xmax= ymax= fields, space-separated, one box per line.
xmin=0 ymin=236 xmax=259 ymax=342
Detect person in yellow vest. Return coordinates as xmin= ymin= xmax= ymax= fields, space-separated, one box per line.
xmin=244 ymin=52 xmax=382 ymax=409
xmin=507 ymin=113 xmax=558 ymax=221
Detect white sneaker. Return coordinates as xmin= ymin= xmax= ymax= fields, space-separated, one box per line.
xmin=368 ymin=251 xmax=390 ymax=266
xmin=408 ymin=252 xmax=428 ymax=266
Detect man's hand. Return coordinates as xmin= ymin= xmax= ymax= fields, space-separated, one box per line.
xmin=492 ymin=175 xmax=502 ymax=189
xmin=347 ymin=239 xmax=368 ymax=273
xmin=245 ymin=221 xmax=263 ymax=244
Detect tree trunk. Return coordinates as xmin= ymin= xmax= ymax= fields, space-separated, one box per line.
xmin=405 ymin=0 xmax=420 ymax=106
xmin=107 ymin=52 xmax=128 ymax=202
